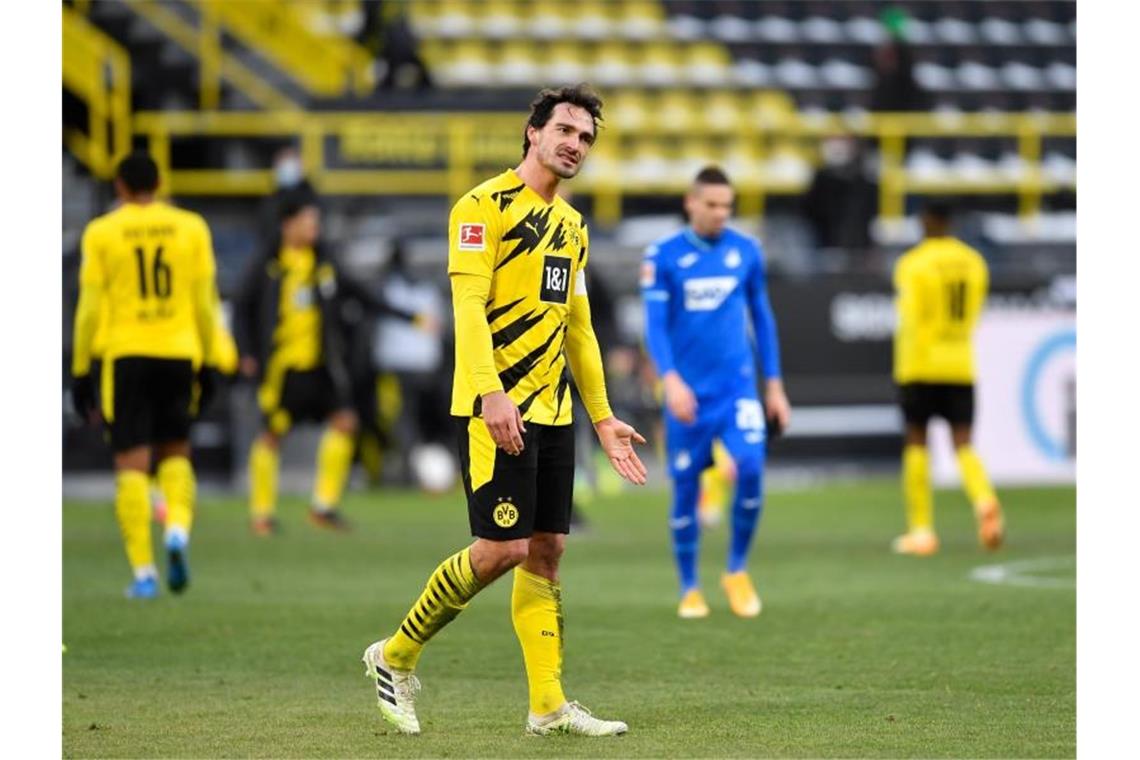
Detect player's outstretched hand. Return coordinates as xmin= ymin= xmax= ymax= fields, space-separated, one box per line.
xmin=481 ymin=390 xmax=526 ymax=455
xmin=764 ymin=379 xmax=791 ymax=437
xmin=594 ymin=416 xmax=648 ymax=485
xmin=663 ymin=371 xmax=698 ymax=424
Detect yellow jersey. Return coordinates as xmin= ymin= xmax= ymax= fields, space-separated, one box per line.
xmin=448 ymin=168 xmax=605 ymax=425
xmin=79 ymin=201 xmax=217 ymax=363
xmin=269 ymin=245 xmax=323 ymax=372
xmin=893 ymin=236 xmax=989 ymax=384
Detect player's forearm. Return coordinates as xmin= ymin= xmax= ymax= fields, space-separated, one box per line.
xmin=194 ymin=280 xmax=217 ymax=366
xmin=71 ymin=284 xmax=102 ymax=376
xmin=643 ymin=299 xmax=676 ymax=376
xmin=751 ymin=291 xmax=782 ymax=380
xmin=451 ymin=273 xmax=503 ymax=397
xmin=566 ymin=296 xmax=613 ymax=423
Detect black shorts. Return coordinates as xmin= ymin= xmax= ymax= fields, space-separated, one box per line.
xmin=105 ymin=356 xmax=195 ymax=453
xmin=261 ymin=367 xmax=350 ymax=435
xmin=898 ymin=383 xmax=975 ymax=427
xmin=454 ymin=416 xmax=575 ymax=540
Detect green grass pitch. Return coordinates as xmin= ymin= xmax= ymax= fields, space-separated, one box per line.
xmin=63 ymin=479 xmax=1074 ymax=758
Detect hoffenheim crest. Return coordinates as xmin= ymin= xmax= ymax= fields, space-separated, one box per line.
xmin=724 ymin=249 xmax=742 ymax=268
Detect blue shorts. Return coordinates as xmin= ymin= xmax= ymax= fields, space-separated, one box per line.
xmin=664 ymin=389 xmax=767 ymax=480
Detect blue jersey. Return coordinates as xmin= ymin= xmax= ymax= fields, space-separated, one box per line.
xmin=641 ymin=227 xmax=782 ymax=400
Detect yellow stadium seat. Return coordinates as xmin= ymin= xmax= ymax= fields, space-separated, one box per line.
xmin=685 ymin=42 xmax=732 ymax=87
xmin=640 ymin=42 xmax=681 ymax=88
xmin=433 ymin=0 xmax=476 ymax=39
xmin=606 ymin=90 xmax=652 ymax=133
xmin=699 ymin=91 xmax=747 ymax=134
xmin=439 ymin=40 xmax=495 ymax=87
xmin=498 ymin=40 xmax=541 ymax=87
xmin=591 ymin=41 xmax=637 ymax=89
xmin=619 ymin=0 xmax=666 ymax=41
xmin=544 ymin=41 xmax=589 ymax=89
xmin=656 ymin=91 xmax=700 ymax=135
xmin=479 ymin=0 xmax=522 ymax=40
xmin=529 ymin=1 xmax=571 ymax=41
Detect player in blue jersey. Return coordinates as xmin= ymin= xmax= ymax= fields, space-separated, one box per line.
xmin=641 ymin=166 xmax=791 ymax=619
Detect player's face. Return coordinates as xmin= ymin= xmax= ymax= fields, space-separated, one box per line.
xmin=528 ymin=102 xmax=596 ymax=179
xmin=284 ymin=206 xmax=321 ymax=246
xmin=685 ymin=183 xmax=734 ymax=237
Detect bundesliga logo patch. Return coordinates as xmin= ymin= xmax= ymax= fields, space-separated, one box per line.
xmin=458 ymin=223 xmax=485 ymax=251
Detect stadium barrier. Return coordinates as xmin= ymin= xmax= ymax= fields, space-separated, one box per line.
xmin=127 ymin=109 xmax=1075 ymax=225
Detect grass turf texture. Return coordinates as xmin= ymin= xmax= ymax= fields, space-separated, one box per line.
xmin=63 ymin=479 xmax=1074 ymax=758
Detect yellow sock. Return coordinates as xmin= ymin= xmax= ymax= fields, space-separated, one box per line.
xmin=313 ymin=428 xmax=354 ymax=510
xmin=902 ymin=444 xmax=934 ymax=533
xmin=956 ymin=445 xmax=997 ymax=512
xmin=249 ymin=439 xmax=279 ymax=518
xmin=511 ymin=566 xmax=567 ymax=717
xmin=116 ymin=470 xmax=155 ymax=576
xmin=157 ymin=456 xmax=196 ymax=536
xmin=383 ymin=547 xmax=483 ymax=670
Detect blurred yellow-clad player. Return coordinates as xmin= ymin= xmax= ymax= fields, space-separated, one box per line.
xmin=71 ymin=152 xmax=219 ymax=597
xmin=892 ymin=202 xmax=1004 ymax=556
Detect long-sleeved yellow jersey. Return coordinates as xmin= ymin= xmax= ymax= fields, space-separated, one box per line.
xmin=447 ymin=168 xmax=611 ymax=425
xmin=892 ymin=236 xmax=989 ymax=384
xmin=72 ymin=201 xmax=216 ymax=375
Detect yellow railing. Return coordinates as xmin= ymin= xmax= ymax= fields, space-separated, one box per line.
xmin=210 ymin=1 xmax=374 ymax=97
xmin=132 ymin=109 xmax=1075 ymax=225
xmin=62 ymin=5 xmax=131 ymax=178
xmin=125 ymin=0 xmax=300 ymax=111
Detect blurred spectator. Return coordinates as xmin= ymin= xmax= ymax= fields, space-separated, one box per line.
xmin=258 ymin=146 xmax=316 ymax=244
xmin=371 ymin=1 xmax=433 ymax=91
xmin=871 ymin=8 xmax=929 ymax=112
xmin=355 ymin=239 xmax=447 ymax=484
xmin=803 ymin=134 xmax=877 ymax=255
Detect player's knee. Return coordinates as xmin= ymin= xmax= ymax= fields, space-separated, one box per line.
xmin=734 ymin=454 xmax=763 ymax=484
xmin=477 ymin=538 xmax=530 ymax=576
xmin=257 ymin=431 xmax=281 ymax=450
xmin=527 ymin=532 xmax=565 ymax=566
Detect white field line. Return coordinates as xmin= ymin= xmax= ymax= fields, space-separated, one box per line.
xmin=969 ymin=555 xmax=1076 ymax=589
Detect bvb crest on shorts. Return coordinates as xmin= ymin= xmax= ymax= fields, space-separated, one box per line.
xmin=493 ymin=497 xmax=519 ymax=528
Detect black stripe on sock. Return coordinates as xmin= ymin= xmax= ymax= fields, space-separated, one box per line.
xmin=439 ymin=568 xmax=461 ymax=598
xmin=400 ymin=622 xmax=424 ymax=643
xmin=430 ymin=580 xmax=457 ymax=606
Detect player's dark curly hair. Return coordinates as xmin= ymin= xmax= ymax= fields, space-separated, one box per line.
xmin=522 ymin=84 xmax=604 ymax=158
xmin=116 ymin=151 xmax=160 ymax=193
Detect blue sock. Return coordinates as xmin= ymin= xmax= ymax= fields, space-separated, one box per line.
xmin=727 ymin=455 xmax=765 ymax=574
xmin=670 ymin=475 xmax=701 ymax=593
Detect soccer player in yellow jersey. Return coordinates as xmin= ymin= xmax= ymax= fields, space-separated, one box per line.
xmin=70 ymin=153 xmax=218 ymax=598
xmin=235 ymin=189 xmax=424 ymax=535
xmin=362 ymin=85 xmax=647 ymax=737
xmin=892 ymin=202 xmax=1004 ymax=556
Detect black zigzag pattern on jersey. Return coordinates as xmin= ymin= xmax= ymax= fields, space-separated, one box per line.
xmin=486 ymin=296 xmax=525 ymax=324
xmin=546 ymin=324 xmax=568 ymax=369
xmin=498 ymin=324 xmax=563 ymax=393
xmin=492 ymin=309 xmax=548 ymax=349
xmin=547 ymin=219 xmax=568 ymax=253
xmin=490 ymin=183 xmax=525 ymax=212
xmin=496 ymin=206 xmax=553 ymax=271
xmin=578 ymin=223 xmax=589 ymax=266
xmin=516 ymin=384 xmax=549 ymax=417
xmin=553 ymin=373 xmax=571 ymax=420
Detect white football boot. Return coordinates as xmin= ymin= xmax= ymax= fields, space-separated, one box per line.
xmin=362 ymin=639 xmax=421 ymax=734
xmin=526 ymin=700 xmax=628 ymax=736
